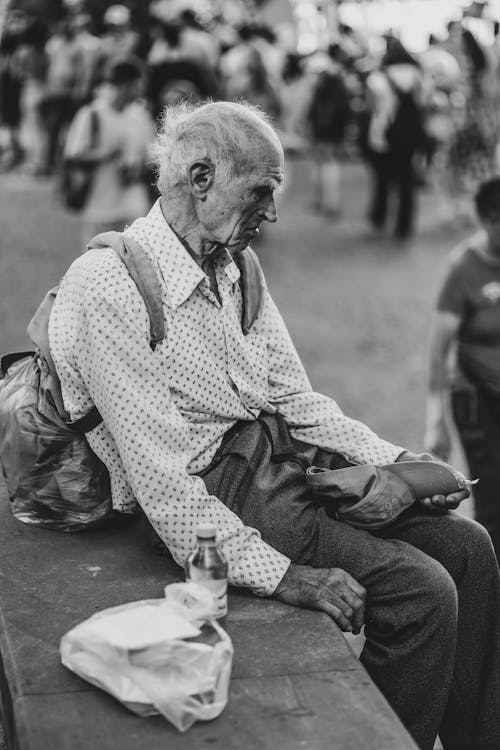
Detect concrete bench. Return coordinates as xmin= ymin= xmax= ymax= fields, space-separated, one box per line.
xmin=0 ymin=479 xmax=417 ymax=750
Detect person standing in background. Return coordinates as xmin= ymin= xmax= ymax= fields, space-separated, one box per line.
xmin=307 ymin=45 xmax=351 ymax=218
xmin=63 ymin=57 xmax=154 ymax=247
xmin=40 ymin=18 xmax=82 ymax=175
xmin=16 ymin=19 xmax=49 ymax=175
xmin=99 ymin=5 xmax=141 ymax=70
xmin=443 ymin=28 xmax=499 ymax=224
xmin=0 ymin=11 xmax=27 ymax=171
xmin=364 ymin=39 xmax=425 ymax=240
xmin=425 ymin=177 xmax=500 ymax=561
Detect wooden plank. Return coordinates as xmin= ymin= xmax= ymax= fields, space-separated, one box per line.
xmin=14 ymin=672 xmax=417 ymax=750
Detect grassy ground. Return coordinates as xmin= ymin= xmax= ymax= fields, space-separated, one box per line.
xmin=0 ymin=157 xmax=471 ymax=749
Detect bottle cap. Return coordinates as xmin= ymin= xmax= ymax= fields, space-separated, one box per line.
xmin=196 ymin=523 xmax=217 ymax=539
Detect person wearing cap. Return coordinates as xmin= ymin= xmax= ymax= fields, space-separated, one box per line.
xmin=425 ymin=176 xmax=500 ymax=563
xmin=48 ymin=100 xmax=500 ymax=750
xmin=99 ymin=4 xmax=141 ymax=72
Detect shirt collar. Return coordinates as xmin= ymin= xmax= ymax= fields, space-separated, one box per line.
xmin=125 ymin=199 xmax=241 ymax=309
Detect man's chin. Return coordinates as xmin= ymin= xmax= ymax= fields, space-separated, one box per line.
xmin=227 ymin=229 xmax=259 ymax=253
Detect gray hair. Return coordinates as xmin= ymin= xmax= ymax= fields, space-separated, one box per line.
xmin=151 ymin=100 xmax=276 ymax=196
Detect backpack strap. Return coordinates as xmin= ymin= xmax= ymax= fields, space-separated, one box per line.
xmin=66 ymin=232 xmax=166 ymax=433
xmin=26 ymin=233 xmax=165 ymax=433
xmin=88 ymin=232 xmax=165 ymax=350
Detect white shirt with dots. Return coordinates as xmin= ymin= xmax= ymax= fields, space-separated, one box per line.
xmin=49 ymin=200 xmax=404 ymax=595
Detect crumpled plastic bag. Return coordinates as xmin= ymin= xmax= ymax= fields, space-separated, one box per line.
xmin=0 ymin=354 xmax=116 ymax=530
xmin=60 ymin=582 xmax=234 ymax=732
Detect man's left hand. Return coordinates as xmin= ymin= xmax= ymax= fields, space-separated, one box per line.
xmin=396 ymin=450 xmax=470 ymax=512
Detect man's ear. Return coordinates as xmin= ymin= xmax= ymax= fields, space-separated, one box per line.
xmin=189 ymin=161 xmax=215 ymax=199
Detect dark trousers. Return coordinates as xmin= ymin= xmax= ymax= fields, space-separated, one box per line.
xmin=368 ymin=150 xmax=416 ymax=238
xmin=39 ymin=93 xmax=73 ymax=172
xmin=452 ymin=383 xmax=500 ymax=561
xmin=199 ymin=413 xmax=500 ymax=750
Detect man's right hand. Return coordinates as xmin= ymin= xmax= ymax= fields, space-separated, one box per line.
xmin=273 ymin=563 xmax=366 ymax=634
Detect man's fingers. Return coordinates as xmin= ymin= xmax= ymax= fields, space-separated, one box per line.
xmin=444 ymin=489 xmax=469 ymax=506
xmin=346 ymin=578 xmax=367 ymax=600
xmin=420 ymin=496 xmax=447 ymax=513
xmin=318 ymin=601 xmax=354 ymax=632
xmin=345 ymin=593 xmax=365 ymax=633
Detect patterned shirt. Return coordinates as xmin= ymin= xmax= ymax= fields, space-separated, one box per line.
xmin=49 ymin=200 xmax=404 ymax=595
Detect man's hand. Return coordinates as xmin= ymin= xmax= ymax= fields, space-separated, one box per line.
xmin=273 ymin=563 xmax=366 ymax=634
xmin=396 ymin=450 xmax=470 ymax=512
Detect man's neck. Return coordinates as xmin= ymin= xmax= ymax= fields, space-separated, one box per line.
xmin=159 ymin=196 xmax=224 ymax=263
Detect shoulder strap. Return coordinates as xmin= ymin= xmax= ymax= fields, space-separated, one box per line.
xmin=87 ymin=231 xmax=165 ymax=350
xmin=26 ymin=233 xmax=165 ymax=433
xmin=27 ymin=286 xmax=70 ymax=421
xmin=72 ymin=232 xmax=164 ymax=433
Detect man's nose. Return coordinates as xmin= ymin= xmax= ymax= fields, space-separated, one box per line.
xmin=263 ymin=195 xmax=278 ymax=223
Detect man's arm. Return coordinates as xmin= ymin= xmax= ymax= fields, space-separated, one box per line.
xmin=424 ymin=310 xmax=461 ymax=460
xmin=254 ymin=287 xmax=404 ymax=465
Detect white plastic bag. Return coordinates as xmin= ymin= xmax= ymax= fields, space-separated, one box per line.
xmin=60 ymin=582 xmax=233 ymax=732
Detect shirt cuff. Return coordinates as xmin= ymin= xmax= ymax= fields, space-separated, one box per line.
xmin=229 ymin=536 xmax=291 ymax=597
xmin=373 ymin=440 xmax=407 ymax=466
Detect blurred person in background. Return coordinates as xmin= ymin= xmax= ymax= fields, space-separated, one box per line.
xmin=443 ymin=27 xmax=499 ymax=224
xmin=306 ymin=45 xmax=351 ymax=218
xmin=63 ymin=57 xmax=154 ymax=246
xmin=147 ymin=16 xmax=184 ymax=65
xmin=364 ymin=38 xmax=425 ymax=240
xmin=220 ymin=24 xmax=282 ymax=120
xmin=39 ymin=17 xmax=82 ymax=175
xmin=71 ymin=13 xmax=102 ymax=110
xmin=99 ymin=4 xmax=142 ymax=71
xmin=418 ymin=36 xmax=462 ymax=182
xmin=278 ymin=52 xmax=313 ymax=155
xmin=149 ymin=59 xmax=217 ymax=119
xmin=16 ymin=18 xmax=49 ymax=175
xmin=147 ymin=4 xmax=219 ymax=77
xmin=0 ymin=11 xmax=27 ymax=171
xmin=178 ymin=9 xmax=220 ymax=71
xmin=425 ymin=177 xmax=500 ymax=562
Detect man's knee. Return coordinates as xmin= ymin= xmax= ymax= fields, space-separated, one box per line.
xmin=366 ymin=544 xmax=458 ymax=644
xmin=440 ymin=513 xmax=497 ymax=577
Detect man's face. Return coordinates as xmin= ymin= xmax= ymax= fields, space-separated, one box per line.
xmin=198 ymin=137 xmax=284 ymax=253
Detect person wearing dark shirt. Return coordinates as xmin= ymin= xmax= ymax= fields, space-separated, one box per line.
xmin=425 ymin=176 xmax=500 ymax=559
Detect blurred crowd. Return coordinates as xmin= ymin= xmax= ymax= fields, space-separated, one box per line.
xmin=1 ymin=0 xmax=500 ymax=240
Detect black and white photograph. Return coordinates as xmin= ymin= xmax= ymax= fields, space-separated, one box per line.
xmin=1 ymin=1 xmax=500 ymax=748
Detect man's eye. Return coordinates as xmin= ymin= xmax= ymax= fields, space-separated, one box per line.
xmin=254 ymin=187 xmax=271 ymax=200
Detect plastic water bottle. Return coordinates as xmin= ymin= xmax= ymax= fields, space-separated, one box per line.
xmin=185 ymin=523 xmax=228 ymax=618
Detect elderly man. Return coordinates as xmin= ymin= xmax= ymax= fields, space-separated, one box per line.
xmin=49 ymin=101 xmax=500 ymax=750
